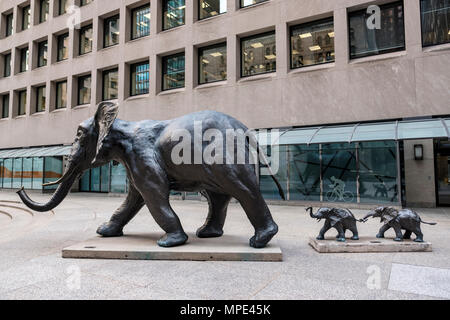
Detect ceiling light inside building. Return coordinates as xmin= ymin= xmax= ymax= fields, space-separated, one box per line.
xmin=210 ymin=52 xmax=222 ymax=57
xmin=265 ymin=54 xmax=276 ymax=60
xmin=251 ymin=42 xmax=264 ymax=48
xmin=202 ymin=59 xmax=209 ymax=64
xmin=328 ymin=32 xmax=335 ymax=38
xmin=144 ymin=13 xmax=151 ymax=20
xmin=309 ymin=45 xmax=321 ymax=51
xmin=300 ymin=32 xmax=312 ymax=39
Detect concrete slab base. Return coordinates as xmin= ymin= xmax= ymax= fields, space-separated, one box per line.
xmin=309 ymin=237 xmax=432 ymax=253
xmin=62 ymin=233 xmax=283 ymax=262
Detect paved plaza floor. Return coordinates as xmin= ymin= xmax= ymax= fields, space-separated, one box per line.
xmin=1 ymin=190 xmax=450 ymax=300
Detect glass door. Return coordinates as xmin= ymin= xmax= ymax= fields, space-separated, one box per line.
xmin=436 ymin=140 xmax=450 ymax=206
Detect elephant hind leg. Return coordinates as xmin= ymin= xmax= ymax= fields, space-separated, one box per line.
xmin=349 ymin=222 xmax=359 ymax=240
xmin=413 ymin=228 xmax=424 ymax=242
xmin=196 ymin=191 xmax=231 ymax=238
xmin=403 ymin=230 xmax=412 ymax=239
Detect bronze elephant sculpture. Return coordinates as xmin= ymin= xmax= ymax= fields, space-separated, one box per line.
xmin=307 ymin=207 xmax=359 ymax=242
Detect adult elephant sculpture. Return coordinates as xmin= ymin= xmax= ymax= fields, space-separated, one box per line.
xmin=17 ymin=102 xmax=284 ymax=248
xmin=307 ymin=207 xmax=359 ymax=242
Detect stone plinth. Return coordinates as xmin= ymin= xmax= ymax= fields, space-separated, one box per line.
xmin=62 ymin=233 xmax=282 ymax=262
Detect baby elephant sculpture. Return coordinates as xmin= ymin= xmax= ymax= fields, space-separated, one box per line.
xmin=307 ymin=207 xmax=359 ymax=242
xmin=360 ymin=207 xmax=436 ymax=242
xmin=17 ymin=102 xmax=285 ymax=249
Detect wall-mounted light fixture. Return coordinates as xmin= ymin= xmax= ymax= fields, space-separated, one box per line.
xmin=414 ymin=144 xmax=424 ymax=160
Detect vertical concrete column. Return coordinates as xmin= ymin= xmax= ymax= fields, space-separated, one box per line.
xmin=44 ymin=80 xmax=51 ymax=114
xmin=404 ymin=0 xmax=423 ymax=57
xmin=30 ymin=0 xmax=37 ymax=26
xmin=275 ymin=21 xmax=288 ymax=77
xmin=91 ymin=9 xmax=99 ymax=52
xmin=185 ymin=0 xmax=194 ymax=27
xmin=185 ymin=43 xmax=194 ymax=90
xmin=119 ymin=4 xmax=127 ymax=46
xmin=333 ymin=7 xmax=348 ymax=69
xmin=66 ymin=72 xmax=74 ymax=109
xmin=150 ymin=0 xmax=159 ymax=35
xmin=227 ymin=34 xmax=237 ymax=85
xmin=118 ymin=61 xmax=126 ymax=103
xmin=228 ymin=0 xmax=237 ymax=13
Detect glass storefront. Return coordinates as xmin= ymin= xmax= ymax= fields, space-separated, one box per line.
xmin=79 ymin=162 xmax=129 ymax=193
xmin=260 ymin=141 xmax=399 ymax=204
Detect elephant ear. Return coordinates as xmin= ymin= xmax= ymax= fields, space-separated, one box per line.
xmin=328 ymin=210 xmax=341 ymax=227
xmin=92 ymin=101 xmax=119 ymax=164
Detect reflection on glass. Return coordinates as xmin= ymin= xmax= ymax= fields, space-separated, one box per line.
xmin=80 ymin=170 xmax=90 ymax=191
xmin=40 ymin=0 xmax=49 ymax=23
xmin=80 ymin=25 xmax=93 ymax=55
xmin=240 ymin=0 xmax=267 ymax=8
xmin=1 ymin=94 xmax=9 ymax=118
xmin=6 ymin=14 xmax=13 ymax=36
xmin=57 ymin=33 xmax=69 ymax=61
xmin=32 ymin=157 xmax=44 ymax=190
xmin=101 ymin=163 xmax=110 ymax=192
xmin=199 ymin=0 xmax=227 ymax=20
xmin=18 ymin=90 xmax=27 ymax=116
xmin=291 ymin=18 xmax=335 ymax=69
xmin=104 ymin=15 xmax=120 ymax=47
xmin=421 ymin=0 xmax=450 ymax=46
xmin=131 ymin=62 xmax=149 ymax=96
xmin=20 ymin=48 xmax=29 ymax=72
xmin=199 ymin=43 xmax=227 ymax=84
xmin=132 ymin=5 xmax=150 ymax=39
xmin=162 ymin=53 xmax=185 ymax=90
xmin=22 ymin=158 xmax=32 ymax=189
xmin=3 ymin=159 xmax=12 ymax=188
xmin=349 ymin=2 xmax=405 ymax=59
xmin=111 ymin=163 xmax=127 ymax=193
xmin=4 ymin=53 xmax=11 ymax=77
xmin=56 ymin=81 xmax=67 ymax=109
xmin=241 ymin=32 xmax=276 ymax=77
xmin=36 ymin=86 xmax=46 ymax=112
xmin=12 ymin=158 xmax=22 ymax=189
xmin=289 ymin=144 xmax=321 ymax=201
xmin=163 ymin=0 xmax=185 ymax=30
xmin=44 ymin=156 xmax=63 ymax=191
xmin=259 ymin=146 xmax=288 ymax=200
xmin=59 ymin=0 xmax=69 ymax=15
xmin=22 ymin=6 xmax=30 ymax=30
xmin=78 ymin=75 xmax=91 ymax=105
xmin=91 ymin=167 xmax=100 ymax=192
xmin=103 ymin=69 xmax=118 ymax=100
xmin=38 ymin=41 xmax=48 ymax=67
xmin=322 ymin=143 xmax=357 ymax=203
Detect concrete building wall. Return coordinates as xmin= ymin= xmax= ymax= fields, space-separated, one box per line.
xmin=404 ymin=139 xmax=436 ymax=207
xmin=0 ymin=0 xmax=449 ymax=150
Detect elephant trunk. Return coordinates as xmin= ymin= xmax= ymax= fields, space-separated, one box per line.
xmin=17 ymin=164 xmax=81 ymax=212
xmin=306 ymin=207 xmax=321 ymax=220
xmin=360 ymin=211 xmax=375 ymax=223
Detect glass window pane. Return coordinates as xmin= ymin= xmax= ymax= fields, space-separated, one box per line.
xmin=163 ymin=0 xmax=185 ymax=30
xmin=81 ymin=0 xmax=93 ymax=6
xmin=291 ymin=18 xmax=335 ymax=69
xmin=78 ymin=75 xmax=91 ymax=105
xmin=1 ymin=94 xmax=9 ymax=118
xmin=132 ymin=5 xmax=150 ymax=39
xmin=91 ymin=167 xmax=100 ymax=192
xmin=6 ymin=14 xmax=13 ymax=36
xmin=18 ymin=90 xmax=27 ymax=115
xmin=241 ymin=0 xmax=267 ymax=8
xmin=421 ymin=0 xmax=450 ymax=46
xmin=22 ymin=6 xmax=30 ymax=30
xmin=199 ymin=0 xmax=227 ymax=20
xmin=110 ymin=163 xmax=127 ymax=193
xmin=59 ymin=0 xmax=69 ymax=15
xmin=131 ymin=62 xmax=149 ymax=96
xmin=40 ymin=0 xmax=49 ymax=23
xmin=104 ymin=15 xmax=120 ymax=47
xmin=259 ymin=146 xmax=288 ymax=200
xmin=22 ymin=158 xmax=32 ymax=189
xmin=241 ymin=32 xmax=276 ymax=77
xmin=100 ymin=163 xmax=110 ymax=192
xmin=32 ymin=157 xmax=44 ymax=190
xmin=3 ymin=159 xmax=12 ymax=188
xmin=103 ymin=69 xmax=118 ymax=100
xmin=20 ymin=48 xmax=29 ymax=72
xmin=349 ymin=2 xmax=405 ymax=59
xmin=199 ymin=43 xmax=227 ymax=84
xmin=80 ymin=170 xmax=90 ymax=191
xmin=288 ymin=144 xmax=321 ymax=201
xmin=44 ymin=156 xmax=63 ymax=191
xmin=36 ymin=86 xmax=46 ymax=112
xmin=322 ymin=143 xmax=357 ymax=203
xmin=359 ymin=141 xmax=398 ymax=203
xmin=38 ymin=41 xmax=48 ymax=67
xmin=57 ymin=33 xmax=69 ymax=61
xmin=80 ymin=25 xmax=93 ymax=55
xmin=12 ymin=158 xmax=22 ymax=189
xmin=0 ymin=159 xmax=3 ymax=188
xmin=56 ymin=81 xmax=67 ymax=109
xmin=162 ymin=53 xmax=185 ymax=90
xmin=4 ymin=53 xmax=11 ymax=76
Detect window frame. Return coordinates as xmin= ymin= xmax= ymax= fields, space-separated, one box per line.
xmin=289 ymin=17 xmax=335 ymax=70
xmin=79 ymin=24 xmax=93 ymax=55
xmin=37 ymin=40 xmax=48 ymax=68
xmin=77 ymin=74 xmax=91 ymax=106
xmin=348 ymin=0 xmax=406 ymax=60
xmin=239 ymin=0 xmax=268 ymax=9
xmin=57 ymin=32 xmax=69 ymax=61
xmin=131 ymin=4 xmax=151 ymax=40
xmin=1 ymin=94 xmax=9 ymax=118
xmin=130 ymin=61 xmax=150 ymax=96
xmin=35 ymin=85 xmax=46 ymax=113
xmin=162 ymin=0 xmax=186 ymax=31
xmin=240 ymin=30 xmax=276 ymax=78
xmin=161 ymin=52 xmax=185 ymax=91
xmin=5 ymin=13 xmax=13 ymax=37
xmin=55 ymin=80 xmax=67 ymax=109
xmin=198 ymin=0 xmax=227 ymax=21
xmin=198 ymin=42 xmax=227 ymax=85
xmin=18 ymin=90 xmax=27 ymax=116
xmin=102 ymin=68 xmax=119 ymax=101
xmin=4 ymin=53 xmax=11 ymax=77
xmin=419 ymin=0 xmax=450 ymax=48
xmin=103 ymin=14 xmax=120 ymax=48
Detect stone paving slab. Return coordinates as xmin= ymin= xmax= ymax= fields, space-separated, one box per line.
xmin=309 ymin=237 xmax=432 ymax=253
xmin=62 ymin=233 xmax=283 ymax=262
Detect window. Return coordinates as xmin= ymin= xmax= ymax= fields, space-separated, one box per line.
xmin=22 ymin=6 xmax=31 ymax=30
xmin=55 ymin=81 xmax=67 ymax=109
xmin=36 ymin=86 xmax=46 ymax=112
xmin=57 ymin=33 xmax=69 ymax=61
xmin=421 ymin=0 xmax=450 ymax=47
xmin=4 ymin=53 xmax=11 ymax=77
xmin=162 ymin=53 xmax=185 ymax=90
xmin=240 ymin=0 xmax=267 ymax=8
xmin=1 ymin=94 xmax=9 ymax=118
xmin=20 ymin=47 xmax=29 ymax=72
xmin=163 ymin=0 xmax=185 ymax=30
xmin=102 ymin=69 xmax=118 ymax=101
xmin=199 ymin=0 xmax=227 ymax=20
xmin=79 ymin=25 xmax=93 ymax=55
xmin=77 ymin=75 xmax=91 ymax=105
xmin=130 ymin=61 xmax=149 ymax=96
xmin=81 ymin=0 xmax=93 ymax=6
xmin=241 ymin=31 xmax=276 ymax=77
xmin=39 ymin=0 xmax=49 ymax=23
xmin=349 ymin=1 xmax=405 ymax=59
xmin=290 ymin=18 xmax=335 ymax=69
xmin=18 ymin=90 xmax=27 ymax=116
xmin=198 ymin=43 xmax=227 ymax=84
xmin=104 ymin=15 xmax=120 ymax=47
xmin=37 ymin=41 xmax=48 ymax=67
xmin=131 ymin=5 xmax=150 ymax=39
xmin=5 ymin=13 xmax=13 ymax=36
xmin=59 ymin=0 xmax=69 ymax=15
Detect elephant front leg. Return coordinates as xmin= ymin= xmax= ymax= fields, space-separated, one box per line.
xmin=317 ymin=220 xmax=331 ymax=240
xmin=97 ymin=185 xmax=145 ymax=237
xmin=334 ymin=223 xmax=346 ymax=242
xmin=391 ymin=222 xmax=404 ymax=242
xmin=376 ymin=224 xmax=391 ymax=239
xmin=196 ymin=191 xmax=231 ymax=238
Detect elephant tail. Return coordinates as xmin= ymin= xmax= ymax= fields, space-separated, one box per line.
xmin=257 ymin=144 xmax=286 ymax=201
xmin=420 ymin=219 xmax=437 ymax=225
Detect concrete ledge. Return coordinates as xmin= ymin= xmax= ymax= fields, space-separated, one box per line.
xmin=62 ymin=233 xmax=283 ymax=262
xmin=309 ymin=237 xmax=432 ymax=253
